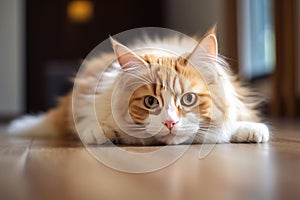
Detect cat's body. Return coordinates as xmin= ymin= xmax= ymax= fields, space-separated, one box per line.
xmin=8 ymin=28 xmax=269 ymax=145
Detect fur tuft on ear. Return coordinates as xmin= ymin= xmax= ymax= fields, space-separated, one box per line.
xmin=109 ymin=36 xmax=147 ymax=69
xmin=206 ymin=24 xmax=217 ymax=36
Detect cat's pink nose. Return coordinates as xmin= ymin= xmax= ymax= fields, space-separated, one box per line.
xmin=164 ymin=120 xmax=178 ymax=130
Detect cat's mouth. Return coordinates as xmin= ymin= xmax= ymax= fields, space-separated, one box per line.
xmin=158 ymin=132 xmax=177 ymax=143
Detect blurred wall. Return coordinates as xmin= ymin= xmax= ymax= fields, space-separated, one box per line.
xmin=25 ymin=0 xmax=163 ymax=112
xmin=164 ymin=0 xmax=220 ymax=35
xmin=0 ymin=0 xmax=24 ymax=116
xmin=297 ymin=1 xmax=300 ymax=96
xmin=164 ymin=0 xmax=238 ymax=74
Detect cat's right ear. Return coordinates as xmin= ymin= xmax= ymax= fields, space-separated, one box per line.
xmin=109 ymin=36 xmax=147 ymax=69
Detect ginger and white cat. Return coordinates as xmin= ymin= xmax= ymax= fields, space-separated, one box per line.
xmin=8 ymin=27 xmax=269 ymax=145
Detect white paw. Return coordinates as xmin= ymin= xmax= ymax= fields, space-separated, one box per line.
xmin=231 ymin=122 xmax=269 ymax=143
xmin=77 ymin=120 xmax=107 ymax=145
xmin=7 ymin=114 xmax=45 ymax=134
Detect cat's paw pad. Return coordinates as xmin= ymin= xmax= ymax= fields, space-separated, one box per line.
xmin=231 ymin=122 xmax=269 ymax=143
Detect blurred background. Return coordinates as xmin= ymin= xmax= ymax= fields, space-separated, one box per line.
xmin=0 ymin=0 xmax=299 ymax=120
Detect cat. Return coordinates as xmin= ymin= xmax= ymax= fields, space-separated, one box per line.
xmin=7 ymin=27 xmax=269 ymax=145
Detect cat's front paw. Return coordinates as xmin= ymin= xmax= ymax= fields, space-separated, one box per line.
xmin=231 ymin=122 xmax=269 ymax=143
xmin=77 ymin=120 xmax=108 ymax=145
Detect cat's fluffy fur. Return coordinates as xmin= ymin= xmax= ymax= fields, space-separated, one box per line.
xmin=8 ymin=27 xmax=269 ymax=145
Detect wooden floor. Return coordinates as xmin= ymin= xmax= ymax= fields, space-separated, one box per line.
xmin=0 ymin=120 xmax=300 ymax=200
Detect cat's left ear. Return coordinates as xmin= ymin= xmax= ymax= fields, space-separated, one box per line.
xmin=190 ymin=26 xmax=218 ymax=58
xmin=109 ymin=36 xmax=147 ymax=69
xmin=187 ymin=27 xmax=218 ymax=84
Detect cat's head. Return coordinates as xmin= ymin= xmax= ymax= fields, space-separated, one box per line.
xmin=111 ymin=28 xmax=220 ymax=144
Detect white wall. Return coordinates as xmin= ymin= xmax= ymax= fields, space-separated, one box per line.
xmin=0 ymin=0 xmax=24 ymax=116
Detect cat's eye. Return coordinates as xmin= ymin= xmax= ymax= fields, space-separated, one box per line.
xmin=181 ymin=93 xmax=197 ymax=107
xmin=144 ymin=96 xmax=159 ymax=109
